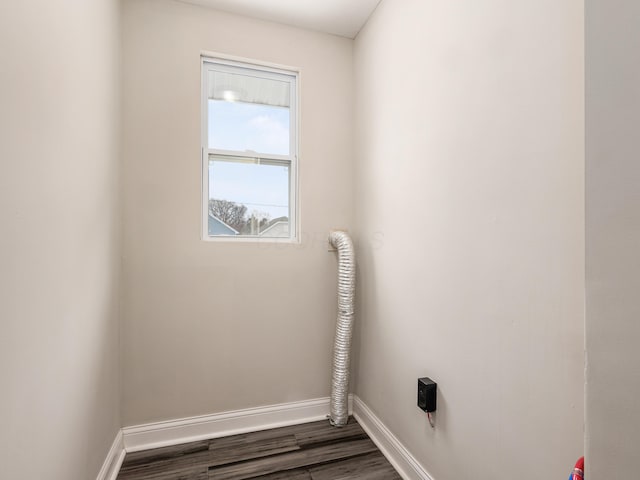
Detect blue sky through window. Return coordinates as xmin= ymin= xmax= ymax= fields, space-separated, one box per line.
xmin=208 ymin=100 xmax=290 ymax=155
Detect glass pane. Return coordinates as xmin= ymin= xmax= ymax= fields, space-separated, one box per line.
xmin=208 ymin=99 xmax=290 ymax=156
xmin=208 ymin=155 xmax=290 ymax=238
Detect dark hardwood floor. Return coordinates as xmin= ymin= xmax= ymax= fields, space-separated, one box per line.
xmin=116 ymin=417 xmax=402 ymax=480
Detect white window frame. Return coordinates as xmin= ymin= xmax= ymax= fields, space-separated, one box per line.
xmin=201 ymin=55 xmax=299 ymax=242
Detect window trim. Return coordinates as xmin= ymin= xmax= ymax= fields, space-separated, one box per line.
xmin=201 ymin=55 xmax=300 ymax=243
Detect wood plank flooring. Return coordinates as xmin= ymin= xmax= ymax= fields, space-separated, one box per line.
xmin=116 ymin=417 xmax=401 ymax=480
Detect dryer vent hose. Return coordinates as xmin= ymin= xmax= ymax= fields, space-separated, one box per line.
xmin=328 ymin=230 xmax=355 ymax=427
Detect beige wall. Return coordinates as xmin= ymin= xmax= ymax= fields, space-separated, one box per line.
xmin=0 ymin=0 xmax=122 ymax=479
xmin=586 ymin=0 xmax=640 ymax=477
xmin=121 ymin=0 xmax=353 ymax=425
xmin=352 ymin=1 xmax=584 ymax=479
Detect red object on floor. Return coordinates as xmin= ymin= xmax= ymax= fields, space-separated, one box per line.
xmin=570 ymin=457 xmax=584 ymax=480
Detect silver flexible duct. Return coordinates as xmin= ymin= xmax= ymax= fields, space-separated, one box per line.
xmin=328 ymin=230 xmax=356 ymax=427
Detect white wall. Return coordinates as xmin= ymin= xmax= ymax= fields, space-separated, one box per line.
xmin=585 ymin=0 xmax=640 ymax=477
xmin=121 ymin=0 xmax=353 ymax=425
xmin=352 ymin=1 xmax=584 ymax=479
xmin=0 ymin=0 xmax=122 ymax=479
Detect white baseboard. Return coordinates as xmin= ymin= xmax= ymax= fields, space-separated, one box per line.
xmin=96 ymin=430 xmax=126 ymax=480
xmin=352 ymin=395 xmax=434 ymax=480
xmin=122 ymin=396 xmax=353 ymax=452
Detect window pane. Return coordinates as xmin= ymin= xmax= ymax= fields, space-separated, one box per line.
xmin=208 ymin=155 xmax=290 ymax=238
xmin=208 ymin=100 xmax=290 ymax=155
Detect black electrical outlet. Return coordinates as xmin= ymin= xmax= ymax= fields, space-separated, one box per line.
xmin=417 ymin=377 xmax=437 ymax=412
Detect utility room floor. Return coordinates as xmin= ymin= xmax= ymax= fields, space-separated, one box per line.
xmin=116 ymin=416 xmax=402 ymax=480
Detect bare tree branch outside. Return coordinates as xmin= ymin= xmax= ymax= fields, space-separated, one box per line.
xmin=208 ymin=199 xmax=247 ymax=232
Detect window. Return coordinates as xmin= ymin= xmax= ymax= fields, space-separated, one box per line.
xmin=201 ymin=57 xmax=298 ymax=241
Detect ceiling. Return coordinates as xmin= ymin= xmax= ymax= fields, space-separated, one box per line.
xmin=177 ymin=0 xmax=381 ymax=38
